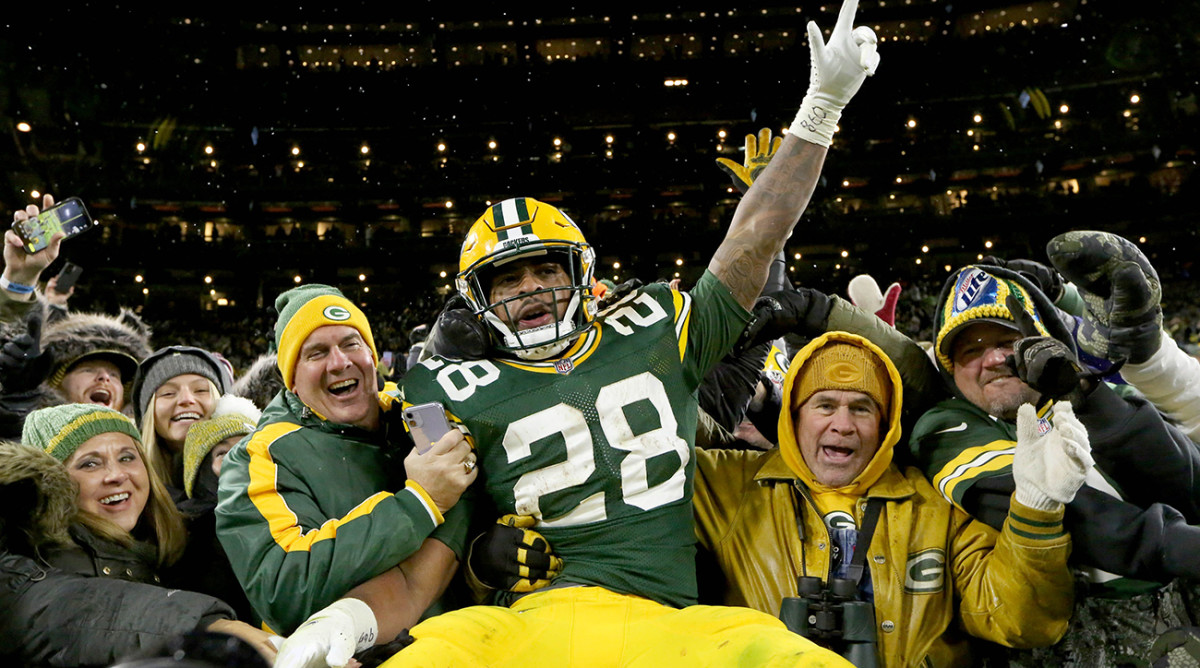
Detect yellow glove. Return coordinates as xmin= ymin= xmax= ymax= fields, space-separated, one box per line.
xmin=715 ymin=128 xmax=782 ymax=194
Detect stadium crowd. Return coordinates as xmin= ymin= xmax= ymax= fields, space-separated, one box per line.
xmin=3 ymin=3 xmax=1200 ymax=667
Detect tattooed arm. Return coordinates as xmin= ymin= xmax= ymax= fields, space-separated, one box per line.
xmin=708 ymin=0 xmax=879 ymax=310
xmin=709 ymin=136 xmax=827 ymax=310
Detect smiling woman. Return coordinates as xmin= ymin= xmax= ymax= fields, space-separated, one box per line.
xmin=21 ymin=403 xmax=184 ymax=571
xmin=132 ymin=346 xmax=232 ymax=493
xmin=4 ymin=403 xmax=280 ymax=662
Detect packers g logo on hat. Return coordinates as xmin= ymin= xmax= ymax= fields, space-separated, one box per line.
xmin=323 ymin=305 xmax=352 ymax=321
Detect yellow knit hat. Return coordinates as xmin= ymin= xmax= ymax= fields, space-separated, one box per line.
xmin=274 ymin=284 xmax=377 ymax=390
xmin=790 ymin=342 xmax=891 ymax=415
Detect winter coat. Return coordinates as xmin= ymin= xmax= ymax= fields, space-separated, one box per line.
xmin=0 ymin=441 xmax=234 ymax=667
xmin=694 ymin=332 xmax=1074 ymax=667
xmin=215 ymin=384 xmax=471 ymax=634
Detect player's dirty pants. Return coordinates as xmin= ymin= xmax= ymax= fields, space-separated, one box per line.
xmin=380 ymin=586 xmax=851 ymax=667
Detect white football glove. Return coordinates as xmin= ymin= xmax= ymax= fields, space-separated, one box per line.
xmin=789 ymin=0 xmax=880 ymax=147
xmin=1012 ymin=401 xmax=1094 ymax=510
xmin=274 ymin=598 xmax=378 ymax=668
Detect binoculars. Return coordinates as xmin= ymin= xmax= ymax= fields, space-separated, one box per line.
xmin=779 ymin=576 xmax=880 ymax=668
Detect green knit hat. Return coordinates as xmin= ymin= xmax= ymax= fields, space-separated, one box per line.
xmin=274 ymin=284 xmax=378 ymax=390
xmin=182 ymin=394 xmax=261 ymax=498
xmin=23 ymin=404 xmax=142 ymax=463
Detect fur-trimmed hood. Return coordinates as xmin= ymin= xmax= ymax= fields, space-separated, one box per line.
xmin=233 ymin=351 xmax=284 ymax=411
xmin=42 ymin=308 xmax=153 ymax=390
xmin=0 ymin=441 xmax=77 ymax=552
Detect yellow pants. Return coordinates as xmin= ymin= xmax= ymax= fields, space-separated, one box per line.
xmin=380 ymin=586 xmax=850 ymax=667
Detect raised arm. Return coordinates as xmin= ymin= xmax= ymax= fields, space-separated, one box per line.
xmin=709 ymin=0 xmax=879 ymax=309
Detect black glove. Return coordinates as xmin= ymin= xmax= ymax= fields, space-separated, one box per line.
xmin=466 ymin=514 xmax=563 ymax=593
xmin=423 ymin=294 xmax=492 ymax=361
xmin=982 ymin=256 xmax=1065 ymax=303
xmin=1004 ymin=295 xmax=1083 ymax=406
xmin=734 ymin=288 xmax=833 ymax=357
xmin=599 ymin=278 xmax=644 ymax=310
xmin=0 ymin=310 xmax=52 ymax=394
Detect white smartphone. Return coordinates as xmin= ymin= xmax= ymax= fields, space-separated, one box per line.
xmin=402 ymin=402 xmax=453 ymax=454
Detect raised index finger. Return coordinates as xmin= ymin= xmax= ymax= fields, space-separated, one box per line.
xmin=834 ymin=0 xmax=861 ymax=37
xmin=1004 ymin=294 xmax=1040 ymax=339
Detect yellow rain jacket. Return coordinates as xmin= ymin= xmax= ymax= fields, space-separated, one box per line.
xmin=694 ymin=331 xmax=1074 ymax=667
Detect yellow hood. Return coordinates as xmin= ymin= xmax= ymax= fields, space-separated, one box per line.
xmin=777 ymin=331 xmax=904 ymax=498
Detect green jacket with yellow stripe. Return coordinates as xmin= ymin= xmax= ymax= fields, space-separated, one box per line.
xmin=214 ymin=384 xmax=470 ymax=633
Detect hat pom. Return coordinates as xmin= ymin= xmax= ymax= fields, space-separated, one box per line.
xmin=212 ymin=393 xmax=262 ymax=424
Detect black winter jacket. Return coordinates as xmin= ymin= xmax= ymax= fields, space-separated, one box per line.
xmin=0 ymin=442 xmax=235 ymax=667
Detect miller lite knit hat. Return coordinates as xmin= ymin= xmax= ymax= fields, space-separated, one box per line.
xmin=23 ymin=404 xmax=142 ymax=463
xmin=790 ymin=342 xmax=892 ymax=416
xmin=935 ymin=266 xmax=1050 ymax=372
xmin=274 ymin=284 xmax=377 ymax=389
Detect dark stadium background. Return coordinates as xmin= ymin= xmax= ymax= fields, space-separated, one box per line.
xmin=2 ymin=1 xmax=1196 ymax=369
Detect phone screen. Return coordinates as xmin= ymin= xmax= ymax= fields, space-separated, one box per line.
xmin=14 ymin=198 xmax=94 ymax=254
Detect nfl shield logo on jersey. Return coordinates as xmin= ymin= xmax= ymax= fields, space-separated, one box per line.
xmin=554 ymin=358 xmax=575 ymax=375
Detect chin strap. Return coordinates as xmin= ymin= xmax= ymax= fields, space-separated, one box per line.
xmin=512 ymin=335 xmax=576 ymax=361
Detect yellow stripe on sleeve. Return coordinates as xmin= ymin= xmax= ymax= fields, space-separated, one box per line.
xmin=931 ymin=439 xmax=1016 ymax=508
xmin=672 ymin=289 xmax=692 ymax=362
xmin=246 ymin=422 xmax=394 ymax=552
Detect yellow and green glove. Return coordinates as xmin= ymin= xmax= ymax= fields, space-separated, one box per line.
xmin=715 ymin=128 xmax=783 ymax=194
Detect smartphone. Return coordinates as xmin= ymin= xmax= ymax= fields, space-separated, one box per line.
xmin=403 ymin=402 xmax=453 ymax=455
xmin=54 ymin=261 xmax=83 ymax=294
xmin=12 ymin=197 xmax=96 ymax=254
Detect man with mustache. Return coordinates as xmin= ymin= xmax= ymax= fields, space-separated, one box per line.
xmin=911 ymin=263 xmax=1200 ymax=664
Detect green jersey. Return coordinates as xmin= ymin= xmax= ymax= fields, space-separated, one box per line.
xmin=402 ymin=271 xmax=750 ymax=608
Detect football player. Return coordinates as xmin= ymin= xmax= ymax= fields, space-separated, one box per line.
xmin=277 ymin=0 xmax=880 ymax=664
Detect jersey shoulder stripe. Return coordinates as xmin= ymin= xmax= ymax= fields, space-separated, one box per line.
xmin=672 ymin=288 xmax=693 ymax=361
xmin=931 ymin=439 xmax=1015 ymax=508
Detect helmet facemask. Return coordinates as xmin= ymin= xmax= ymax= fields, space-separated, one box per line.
xmin=460 ymin=245 xmax=596 ymax=360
